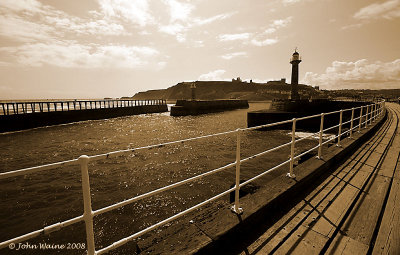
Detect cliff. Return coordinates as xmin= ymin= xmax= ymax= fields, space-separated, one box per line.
xmin=132 ymin=81 xmax=319 ymax=101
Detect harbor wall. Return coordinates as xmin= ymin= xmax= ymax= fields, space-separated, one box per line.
xmin=248 ymin=100 xmax=372 ymax=131
xmin=170 ymin=99 xmax=249 ymax=116
xmin=0 ymin=105 xmax=168 ymax=133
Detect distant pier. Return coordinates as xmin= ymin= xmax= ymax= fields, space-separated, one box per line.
xmin=0 ymin=99 xmax=167 ymax=133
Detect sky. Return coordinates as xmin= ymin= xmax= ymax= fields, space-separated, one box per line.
xmin=0 ymin=0 xmax=399 ymax=99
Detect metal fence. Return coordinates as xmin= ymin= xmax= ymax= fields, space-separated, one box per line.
xmin=0 ymin=101 xmax=385 ymax=254
xmin=0 ymin=99 xmax=166 ymax=115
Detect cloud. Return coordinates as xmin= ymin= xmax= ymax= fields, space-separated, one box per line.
xmin=217 ymin=16 xmax=291 ymax=47
xmin=218 ymin=33 xmax=252 ymax=41
xmin=282 ymin=0 xmax=301 ymax=5
xmin=0 ymin=14 xmax=55 ymax=42
xmin=221 ymin=52 xmax=247 ymax=60
xmin=303 ymin=59 xmax=400 ymax=89
xmin=272 ymin=17 xmax=293 ymax=28
xmin=251 ymin=38 xmax=278 ymax=46
xmin=0 ymin=41 xmax=163 ymax=69
xmin=0 ymin=0 xmax=130 ymax=44
xmin=0 ymin=0 xmax=43 ymax=13
xmin=158 ymin=9 xmax=236 ymax=43
xmin=354 ymin=0 xmax=400 ymax=20
xmin=198 ymin=70 xmax=228 ymax=81
xmin=98 ymin=0 xmax=154 ymax=26
xmin=163 ymin=0 xmax=194 ymax=22
xmin=192 ymin=12 xmax=236 ymax=26
xmin=158 ymin=23 xmax=185 ymax=35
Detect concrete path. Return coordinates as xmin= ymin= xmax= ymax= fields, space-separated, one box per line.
xmin=240 ymin=103 xmax=400 ymax=255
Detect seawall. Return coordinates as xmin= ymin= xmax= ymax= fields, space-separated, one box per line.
xmin=248 ymin=100 xmax=371 ymax=131
xmin=0 ymin=105 xmax=168 ymax=133
xmin=170 ymin=99 xmax=249 ymax=116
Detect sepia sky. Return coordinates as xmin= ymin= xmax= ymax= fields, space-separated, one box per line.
xmin=0 ymin=0 xmax=399 ymax=99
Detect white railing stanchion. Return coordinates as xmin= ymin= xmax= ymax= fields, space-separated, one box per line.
xmin=358 ymin=106 xmax=363 ymax=132
xmin=370 ymin=105 xmax=373 ymax=125
xmin=337 ymin=110 xmax=343 ymax=147
xmin=231 ymin=129 xmax=243 ymax=214
xmin=287 ymin=118 xmax=296 ymax=178
xmin=365 ymin=105 xmax=369 ymax=128
xmin=317 ymin=113 xmax=324 ymax=159
xmin=79 ymin=155 xmax=95 ymax=255
xmin=349 ymin=108 xmax=354 ymax=138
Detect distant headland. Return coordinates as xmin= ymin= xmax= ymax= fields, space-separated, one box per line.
xmin=131 ymin=79 xmax=400 ymax=102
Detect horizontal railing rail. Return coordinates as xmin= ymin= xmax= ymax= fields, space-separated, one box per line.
xmin=0 ymin=101 xmax=385 ymax=254
xmin=0 ymin=99 xmax=166 ymax=116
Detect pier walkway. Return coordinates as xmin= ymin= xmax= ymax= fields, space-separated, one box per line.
xmin=239 ymin=102 xmax=400 ymax=255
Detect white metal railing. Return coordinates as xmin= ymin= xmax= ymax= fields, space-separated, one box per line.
xmin=0 ymin=101 xmax=385 ymax=254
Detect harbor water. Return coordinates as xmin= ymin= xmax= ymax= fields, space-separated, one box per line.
xmin=0 ymin=102 xmax=319 ymax=254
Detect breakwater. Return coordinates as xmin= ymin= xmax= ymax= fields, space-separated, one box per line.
xmin=0 ymin=99 xmax=167 ymax=133
xmin=248 ymin=99 xmax=371 ymax=131
xmin=170 ymin=99 xmax=249 ymax=116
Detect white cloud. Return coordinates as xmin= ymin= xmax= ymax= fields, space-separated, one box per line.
xmin=0 ymin=0 xmax=43 ymax=13
xmin=354 ymin=0 xmax=400 ymax=20
xmin=221 ymin=52 xmax=247 ymax=60
xmin=218 ymin=16 xmax=290 ymax=47
xmin=0 ymin=41 xmax=163 ymax=69
xmin=193 ymin=12 xmax=236 ymax=26
xmin=0 ymin=0 xmax=130 ymax=44
xmin=198 ymin=70 xmax=228 ymax=81
xmin=264 ymin=28 xmax=277 ymax=34
xmin=0 ymin=14 xmax=55 ymax=42
xmin=303 ymin=59 xmax=400 ymax=89
xmin=218 ymin=33 xmax=252 ymax=41
xmin=282 ymin=0 xmax=301 ymax=5
xmin=99 ymin=0 xmax=154 ymax=26
xmin=272 ymin=17 xmax=293 ymax=28
xmin=251 ymin=38 xmax=278 ymax=46
xmin=158 ymin=23 xmax=185 ymax=35
xmin=163 ymin=0 xmax=194 ymax=22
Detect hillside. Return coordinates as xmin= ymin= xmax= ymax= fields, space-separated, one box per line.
xmin=132 ymin=80 xmax=319 ymax=101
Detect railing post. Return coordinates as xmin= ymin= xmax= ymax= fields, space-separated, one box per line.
xmin=337 ymin=110 xmax=343 ymax=147
xmin=365 ymin=105 xmax=369 ymax=128
xmin=372 ymin=104 xmax=376 ymax=122
xmin=231 ymin=128 xmax=243 ymax=214
xmin=317 ymin=113 xmax=324 ymax=159
xmin=287 ymin=118 xmax=296 ymax=178
xmin=79 ymin=155 xmax=95 ymax=255
xmin=349 ymin=108 xmax=354 ymax=138
xmin=369 ymin=105 xmax=373 ymax=125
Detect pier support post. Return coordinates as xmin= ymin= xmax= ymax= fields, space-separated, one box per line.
xmin=79 ymin=155 xmax=95 ymax=255
xmin=231 ymin=129 xmax=243 ymax=214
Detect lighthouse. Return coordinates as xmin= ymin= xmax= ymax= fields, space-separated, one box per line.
xmin=290 ymin=49 xmax=301 ymax=100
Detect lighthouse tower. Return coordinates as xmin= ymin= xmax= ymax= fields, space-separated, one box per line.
xmin=290 ymin=49 xmax=301 ymax=100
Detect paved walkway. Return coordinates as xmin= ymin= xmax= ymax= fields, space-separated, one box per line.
xmin=240 ymin=103 xmax=400 ymax=255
